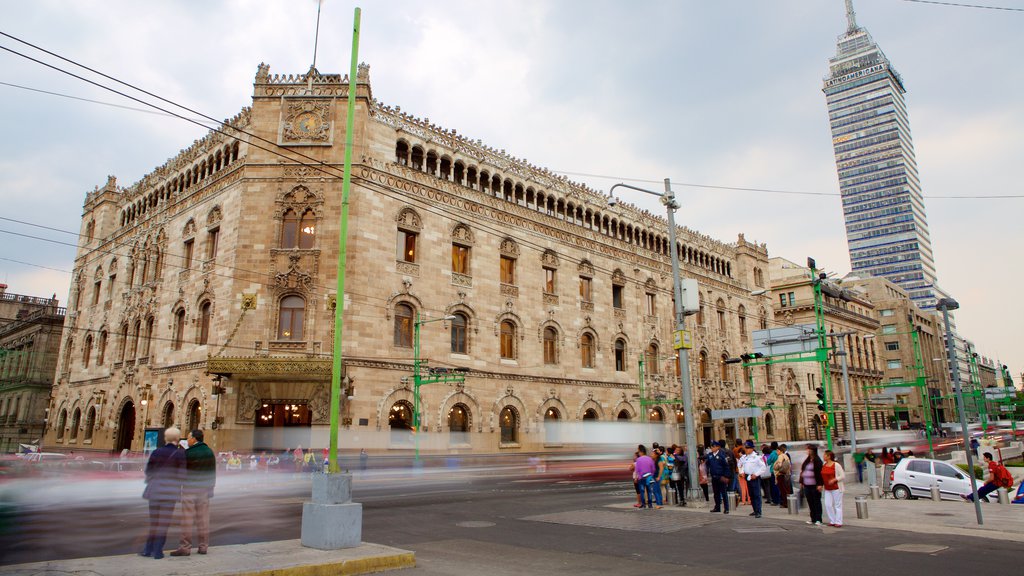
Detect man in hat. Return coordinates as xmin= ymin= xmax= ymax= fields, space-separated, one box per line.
xmin=739 ymin=440 xmax=768 ymax=518
xmin=706 ymin=441 xmax=733 ymax=514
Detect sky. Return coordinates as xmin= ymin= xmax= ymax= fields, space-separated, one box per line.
xmin=1 ymin=0 xmax=1021 ymax=379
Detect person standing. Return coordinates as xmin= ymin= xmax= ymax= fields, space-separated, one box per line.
xmin=761 ymin=444 xmax=776 ymax=505
xmin=800 ymin=444 xmax=825 ymax=526
xmin=822 ymin=450 xmax=845 ymax=527
xmin=733 ymin=439 xmax=748 ymax=505
xmin=739 ymin=440 xmax=768 ymax=518
xmin=773 ymin=444 xmax=792 ymax=508
xmin=671 ymin=446 xmax=687 ymax=506
xmin=141 ymin=427 xmax=186 ymax=560
xmin=698 ymin=454 xmax=710 ymax=502
xmin=707 ymin=441 xmax=732 ymax=514
xmin=634 ymin=445 xmax=659 ymax=509
xmin=172 ymin=429 xmax=216 ymax=556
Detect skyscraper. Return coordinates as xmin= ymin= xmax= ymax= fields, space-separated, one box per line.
xmin=823 ymin=0 xmax=943 ymax=310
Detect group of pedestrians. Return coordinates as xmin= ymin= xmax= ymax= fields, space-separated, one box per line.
xmin=630 ymin=443 xmax=688 ymax=509
xmin=140 ymin=427 xmax=216 ymax=560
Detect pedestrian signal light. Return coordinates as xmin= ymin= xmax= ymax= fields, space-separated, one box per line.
xmin=819 ymin=413 xmax=829 ymax=426
xmin=815 ymin=387 xmax=826 ymax=411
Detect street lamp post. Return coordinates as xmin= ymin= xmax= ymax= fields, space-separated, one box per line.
xmin=609 ymin=179 xmax=700 ymax=504
xmin=412 ymin=314 xmax=458 ymax=463
xmin=937 ymin=297 xmax=982 ymax=526
xmin=830 ymin=331 xmax=864 ymax=454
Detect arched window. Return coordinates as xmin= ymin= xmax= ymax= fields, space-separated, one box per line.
xmin=614 ymin=339 xmax=626 ymax=372
xmin=580 ymin=333 xmax=594 ymax=368
xmin=716 ymin=299 xmax=726 ymax=331
xmin=738 ymin=305 xmax=747 ymax=339
xmin=162 ymin=402 xmax=175 ymax=429
xmin=299 ymin=210 xmax=316 ymax=249
xmin=765 ymin=412 xmax=775 ymax=436
xmin=56 ymin=408 xmax=67 ymax=440
xmin=131 ymin=319 xmax=141 ymax=358
xmin=448 ymin=404 xmax=469 ymax=433
xmin=617 ymin=409 xmax=631 ymax=421
xmin=186 ymin=399 xmax=201 ymax=432
xmin=646 ymin=343 xmax=659 ymax=375
xmin=697 ymin=294 xmax=705 ymax=326
xmin=84 ymin=406 xmax=96 ymax=441
xmin=97 ymin=331 xmax=107 ymax=365
xmin=499 ymin=406 xmax=518 ymax=443
xmin=759 ymin=308 xmax=768 ymax=330
xmin=172 ymin=309 xmax=185 ymax=350
xmin=583 ymin=408 xmax=598 ymax=421
xmin=198 ymin=301 xmax=212 ymax=345
xmin=69 ymin=408 xmax=81 ymax=440
xmin=82 ymin=335 xmax=93 ymax=368
xmin=720 ymin=353 xmax=729 ymax=381
xmin=394 ymin=303 xmax=413 ymax=347
xmin=500 ymin=321 xmax=516 ymax=360
xmin=278 ymin=295 xmax=305 ymax=340
xmin=649 ymin=407 xmax=664 ymax=422
xmin=143 ymin=317 xmax=155 ymax=356
xmin=281 ymin=209 xmax=298 ymax=248
xmin=699 ymin=350 xmax=708 ymax=379
xmin=543 ymin=327 xmax=558 ymax=365
xmin=395 ymin=140 xmax=409 ymax=165
xmin=450 ymin=313 xmax=468 ymax=354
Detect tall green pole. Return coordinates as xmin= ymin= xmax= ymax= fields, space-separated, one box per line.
xmin=328 ymin=7 xmax=361 ymax=474
xmin=910 ymin=326 xmax=934 ymax=458
xmin=748 ymin=367 xmax=758 ymax=442
xmin=413 ymin=313 xmax=422 ymax=461
xmin=810 ymin=264 xmax=834 ymax=450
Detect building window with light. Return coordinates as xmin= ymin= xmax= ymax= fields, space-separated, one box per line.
xmin=198 ymin=301 xmax=212 ymax=345
xmin=646 ymin=343 xmax=659 ymax=375
xmin=397 ymin=228 xmax=417 ymax=263
xmin=450 ymin=313 xmax=468 ymax=354
xmin=543 ymin=327 xmax=558 ymax=365
xmin=394 ymin=303 xmax=414 ymax=348
xmin=614 ymin=339 xmax=626 ymax=372
xmin=500 ymin=320 xmax=516 ymax=360
xmin=278 ymin=295 xmax=305 ymax=340
xmin=580 ymin=332 xmax=595 ymax=369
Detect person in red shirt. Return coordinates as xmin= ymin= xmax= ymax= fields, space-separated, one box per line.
xmin=962 ymin=452 xmax=1012 ymax=502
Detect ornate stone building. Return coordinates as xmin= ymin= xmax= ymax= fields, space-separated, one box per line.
xmin=768 ymin=258 xmax=884 ymax=441
xmin=0 ymin=285 xmax=64 ymax=452
xmin=44 ymin=64 xmax=784 ymax=455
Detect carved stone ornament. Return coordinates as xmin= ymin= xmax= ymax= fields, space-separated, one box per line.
xmin=275 ymin=254 xmax=314 ymax=291
xmin=782 ymin=310 xmax=795 ymax=326
xmin=578 ymin=260 xmax=595 ymax=277
xmin=541 ymin=250 xmax=559 ymax=268
xmin=451 ymin=272 xmax=473 ymax=288
xmin=451 ymin=223 xmax=475 ymax=245
xmin=237 ymin=382 xmax=260 ymax=423
xmin=396 ymin=207 xmax=422 ymax=231
xmin=207 ymin=206 xmax=222 ymax=227
xmin=396 ymin=261 xmax=420 ymax=277
xmin=499 ymin=238 xmax=520 ymax=257
xmin=612 ymin=269 xmax=626 ymax=284
xmin=308 ymin=384 xmax=330 ymax=424
xmin=280 ymin=99 xmax=333 ymax=145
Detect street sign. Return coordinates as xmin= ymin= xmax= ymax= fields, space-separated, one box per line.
xmin=673 ymin=329 xmax=692 ymax=350
xmin=984 ymin=387 xmax=1015 ymax=399
xmin=1000 ymin=405 xmax=1014 ymax=412
xmin=752 ymin=324 xmax=818 ymax=357
xmin=886 ymin=387 xmax=914 ymax=396
xmin=711 ymin=407 xmax=762 ymax=420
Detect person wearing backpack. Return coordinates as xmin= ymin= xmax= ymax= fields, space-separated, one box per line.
xmin=962 ymin=452 xmax=1014 ymax=502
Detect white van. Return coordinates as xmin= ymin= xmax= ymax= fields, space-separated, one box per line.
xmin=889 ymin=458 xmax=973 ymax=500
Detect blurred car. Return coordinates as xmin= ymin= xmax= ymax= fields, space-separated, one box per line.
xmin=889 ymin=457 xmax=972 ymax=500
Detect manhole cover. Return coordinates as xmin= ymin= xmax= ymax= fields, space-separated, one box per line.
xmin=523 ymin=509 xmax=711 ymax=533
xmin=886 ymin=544 xmax=949 ymax=554
xmin=733 ymin=526 xmax=787 ymax=533
xmin=924 ymin=512 xmax=954 ymax=517
xmin=457 ymin=521 xmax=496 ymax=528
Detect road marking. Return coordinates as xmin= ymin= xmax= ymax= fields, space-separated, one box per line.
xmin=456 ymin=521 xmax=496 ymax=528
xmin=886 ymin=544 xmax=949 ymax=554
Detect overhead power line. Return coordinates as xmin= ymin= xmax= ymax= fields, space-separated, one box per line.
xmin=901 ymin=0 xmax=1024 ymax=12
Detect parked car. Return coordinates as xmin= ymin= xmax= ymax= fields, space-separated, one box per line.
xmin=890 ymin=457 xmax=973 ymax=500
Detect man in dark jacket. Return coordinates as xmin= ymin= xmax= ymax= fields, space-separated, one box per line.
xmin=141 ymin=427 xmax=186 ymax=559
xmin=172 ymin=429 xmax=217 ymax=556
xmin=706 ymin=441 xmax=733 ymax=514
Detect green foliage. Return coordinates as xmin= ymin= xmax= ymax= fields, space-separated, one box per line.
xmin=956 ymin=463 xmax=984 ymax=480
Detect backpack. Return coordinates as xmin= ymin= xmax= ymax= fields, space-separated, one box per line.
xmin=994 ymin=463 xmax=1014 ymax=488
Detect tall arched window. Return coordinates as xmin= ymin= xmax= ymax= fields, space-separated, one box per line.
xmin=716 ymin=299 xmax=726 ymax=331
xmin=543 ymin=327 xmax=557 ymax=364
xmin=162 ymin=402 xmax=175 ymax=429
xmin=84 ymin=406 xmax=96 ymax=441
xmin=646 ymin=343 xmax=659 ymax=375
xmin=765 ymin=412 xmax=775 ymax=436
xmin=699 ymin=350 xmax=708 ymax=379
xmin=97 ymin=331 xmax=107 ymax=365
xmin=82 ymin=335 xmax=93 ymax=368
xmin=448 ymin=404 xmax=469 ymax=433
xmin=450 ymin=313 xmax=467 ymax=354
xmin=278 ymin=295 xmax=305 ymax=340
xmin=394 ymin=303 xmax=413 ymax=347
xmin=198 ymin=301 xmax=212 ymax=345
xmin=738 ymin=305 xmax=747 ymax=339
xmin=69 ymin=408 xmax=81 ymax=440
xmin=172 ymin=310 xmax=185 ymax=350
xmin=143 ymin=317 xmax=155 ymax=356
xmin=56 ymin=408 xmax=67 ymax=440
xmin=499 ymin=406 xmax=518 ymax=443
xmin=281 ymin=209 xmax=298 ymax=248
xmin=580 ymin=333 xmax=594 ymax=368
xmin=500 ymin=321 xmax=516 ymax=360
xmin=186 ymin=399 xmax=201 ymax=432
xmin=614 ymin=339 xmax=626 ymax=372
xmin=697 ymin=294 xmax=705 ymax=326
xmin=298 ymin=210 xmax=316 ymax=249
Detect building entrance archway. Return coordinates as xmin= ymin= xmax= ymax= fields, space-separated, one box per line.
xmin=115 ymin=401 xmax=136 ymax=454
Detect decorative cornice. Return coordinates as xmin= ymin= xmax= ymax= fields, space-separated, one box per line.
xmin=206 ymin=355 xmax=331 ymax=377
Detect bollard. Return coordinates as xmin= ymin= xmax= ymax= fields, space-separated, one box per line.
xmin=855 ymin=496 xmax=869 ymax=519
xmin=997 ymin=488 xmax=1010 ymax=505
xmin=787 ymin=494 xmax=799 ymax=515
xmin=727 ymin=491 xmax=738 ymax=510
xmin=869 ymin=485 xmax=881 ymax=500
xmin=930 ymin=485 xmax=941 ymax=502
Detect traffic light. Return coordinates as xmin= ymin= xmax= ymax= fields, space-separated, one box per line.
xmin=819 ymin=413 xmax=829 ymax=427
xmin=815 ymin=387 xmax=826 ymax=412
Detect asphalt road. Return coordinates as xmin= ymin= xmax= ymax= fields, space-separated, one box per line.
xmin=3 ymin=468 xmax=1022 ymax=575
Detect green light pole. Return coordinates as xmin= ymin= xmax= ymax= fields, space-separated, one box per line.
xmin=725 ymin=354 xmax=764 ymax=442
xmin=327 ymin=7 xmax=361 ymax=474
xmin=808 ymin=260 xmax=835 ymax=451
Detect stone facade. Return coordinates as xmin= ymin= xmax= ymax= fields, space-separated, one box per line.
xmin=768 ymin=258 xmax=884 ymax=441
xmin=0 ymin=285 xmax=64 ymax=452
xmin=44 ymin=64 xmax=787 ymax=456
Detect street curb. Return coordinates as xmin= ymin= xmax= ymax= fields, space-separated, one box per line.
xmin=231 ymin=551 xmax=416 ymax=576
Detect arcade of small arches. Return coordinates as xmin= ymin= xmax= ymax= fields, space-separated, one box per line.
xmin=119 ymin=141 xmax=240 ymax=228
xmin=52 ymin=395 xmax=204 ymax=452
xmin=394 ymin=140 xmax=734 ymax=279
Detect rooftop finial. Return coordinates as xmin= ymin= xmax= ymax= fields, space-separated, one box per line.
xmin=845 ymin=0 xmax=858 ymax=33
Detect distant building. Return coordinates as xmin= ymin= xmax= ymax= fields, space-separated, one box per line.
xmin=44 ymin=64 xmax=785 ymax=455
xmin=768 ymin=258 xmax=884 ymax=440
xmin=822 ymin=2 xmax=949 ymax=311
xmin=0 ymin=285 xmax=64 ymax=452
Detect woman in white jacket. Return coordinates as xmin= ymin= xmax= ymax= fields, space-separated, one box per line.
xmin=822 ymin=450 xmax=845 ymax=527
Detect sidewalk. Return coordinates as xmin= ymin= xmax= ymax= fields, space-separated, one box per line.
xmin=2 ymin=540 xmax=415 ymax=576
xmin=611 ymin=489 xmax=1023 ymax=542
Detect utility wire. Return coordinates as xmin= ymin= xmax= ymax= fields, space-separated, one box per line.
xmin=901 ymin=0 xmax=1024 ymax=11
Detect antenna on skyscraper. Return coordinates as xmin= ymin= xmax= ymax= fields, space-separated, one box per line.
xmin=845 ymin=0 xmax=859 ymax=33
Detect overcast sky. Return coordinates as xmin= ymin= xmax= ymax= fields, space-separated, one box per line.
xmin=1 ymin=0 xmax=1021 ymax=379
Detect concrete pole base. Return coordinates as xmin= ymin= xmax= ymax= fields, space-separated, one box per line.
xmin=301 ymin=473 xmax=363 ymax=550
